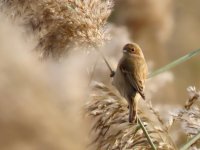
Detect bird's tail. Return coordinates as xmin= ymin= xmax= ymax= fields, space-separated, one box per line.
xmin=129 ymin=105 xmax=136 ymax=123
xmin=128 ymin=97 xmax=139 ymax=123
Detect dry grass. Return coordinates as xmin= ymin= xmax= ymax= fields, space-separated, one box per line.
xmin=85 ymin=82 xmax=175 ymax=150
xmin=1 ymin=0 xmax=113 ymax=58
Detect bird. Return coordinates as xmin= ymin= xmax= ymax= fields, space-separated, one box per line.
xmin=111 ymin=43 xmax=148 ymax=123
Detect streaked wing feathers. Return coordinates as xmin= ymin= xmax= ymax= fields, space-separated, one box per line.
xmin=120 ymin=61 xmax=146 ymax=100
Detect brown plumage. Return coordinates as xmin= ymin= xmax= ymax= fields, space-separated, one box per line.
xmin=112 ymin=43 xmax=148 ymax=123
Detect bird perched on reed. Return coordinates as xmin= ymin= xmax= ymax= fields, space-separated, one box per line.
xmin=111 ymin=43 xmax=148 ymax=123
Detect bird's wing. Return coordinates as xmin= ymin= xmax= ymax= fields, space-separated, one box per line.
xmin=120 ymin=59 xmax=146 ymax=100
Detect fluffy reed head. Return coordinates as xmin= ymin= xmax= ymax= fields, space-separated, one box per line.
xmin=1 ymin=0 xmax=113 ymax=58
xmin=85 ymin=82 xmax=175 ymax=149
xmin=171 ymin=86 xmax=200 ymax=148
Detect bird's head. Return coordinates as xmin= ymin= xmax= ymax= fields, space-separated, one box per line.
xmin=122 ymin=43 xmax=144 ymax=57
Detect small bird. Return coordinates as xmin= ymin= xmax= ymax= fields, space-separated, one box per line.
xmin=111 ymin=43 xmax=148 ymax=123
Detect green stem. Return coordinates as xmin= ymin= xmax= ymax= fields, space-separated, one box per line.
xmin=138 ymin=116 xmax=157 ymax=150
xmin=148 ymin=48 xmax=200 ymax=78
xmin=180 ymin=131 xmax=200 ymax=150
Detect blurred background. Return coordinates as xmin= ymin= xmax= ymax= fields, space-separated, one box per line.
xmin=0 ymin=0 xmax=200 ymax=149
xmin=109 ymin=0 xmax=200 ymax=106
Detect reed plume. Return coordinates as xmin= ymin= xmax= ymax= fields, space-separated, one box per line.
xmin=1 ymin=0 xmax=113 ymax=58
xmin=171 ymin=86 xmax=200 ymax=149
xmin=85 ymin=82 xmax=175 ymax=149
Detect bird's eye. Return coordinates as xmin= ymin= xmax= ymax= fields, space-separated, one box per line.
xmin=131 ymin=48 xmax=135 ymax=52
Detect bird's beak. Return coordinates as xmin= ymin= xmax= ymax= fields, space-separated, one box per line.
xmin=123 ymin=49 xmax=128 ymax=53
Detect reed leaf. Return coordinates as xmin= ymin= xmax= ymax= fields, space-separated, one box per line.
xmin=148 ymin=48 xmax=200 ymax=78
xmin=180 ymin=131 xmax=200 ymax=150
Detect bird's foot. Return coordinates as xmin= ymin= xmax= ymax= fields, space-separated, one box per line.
xmin=129 ymin=113 xmax=138 ymax=124
xmin=129 ymin=118 xmax=138 ymax=125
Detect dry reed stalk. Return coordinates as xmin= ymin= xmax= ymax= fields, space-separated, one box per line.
xmin=85 ymin=82 xmax=175 ymax=150
xmin=0 ymin=0 xmax=113 ymax=58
